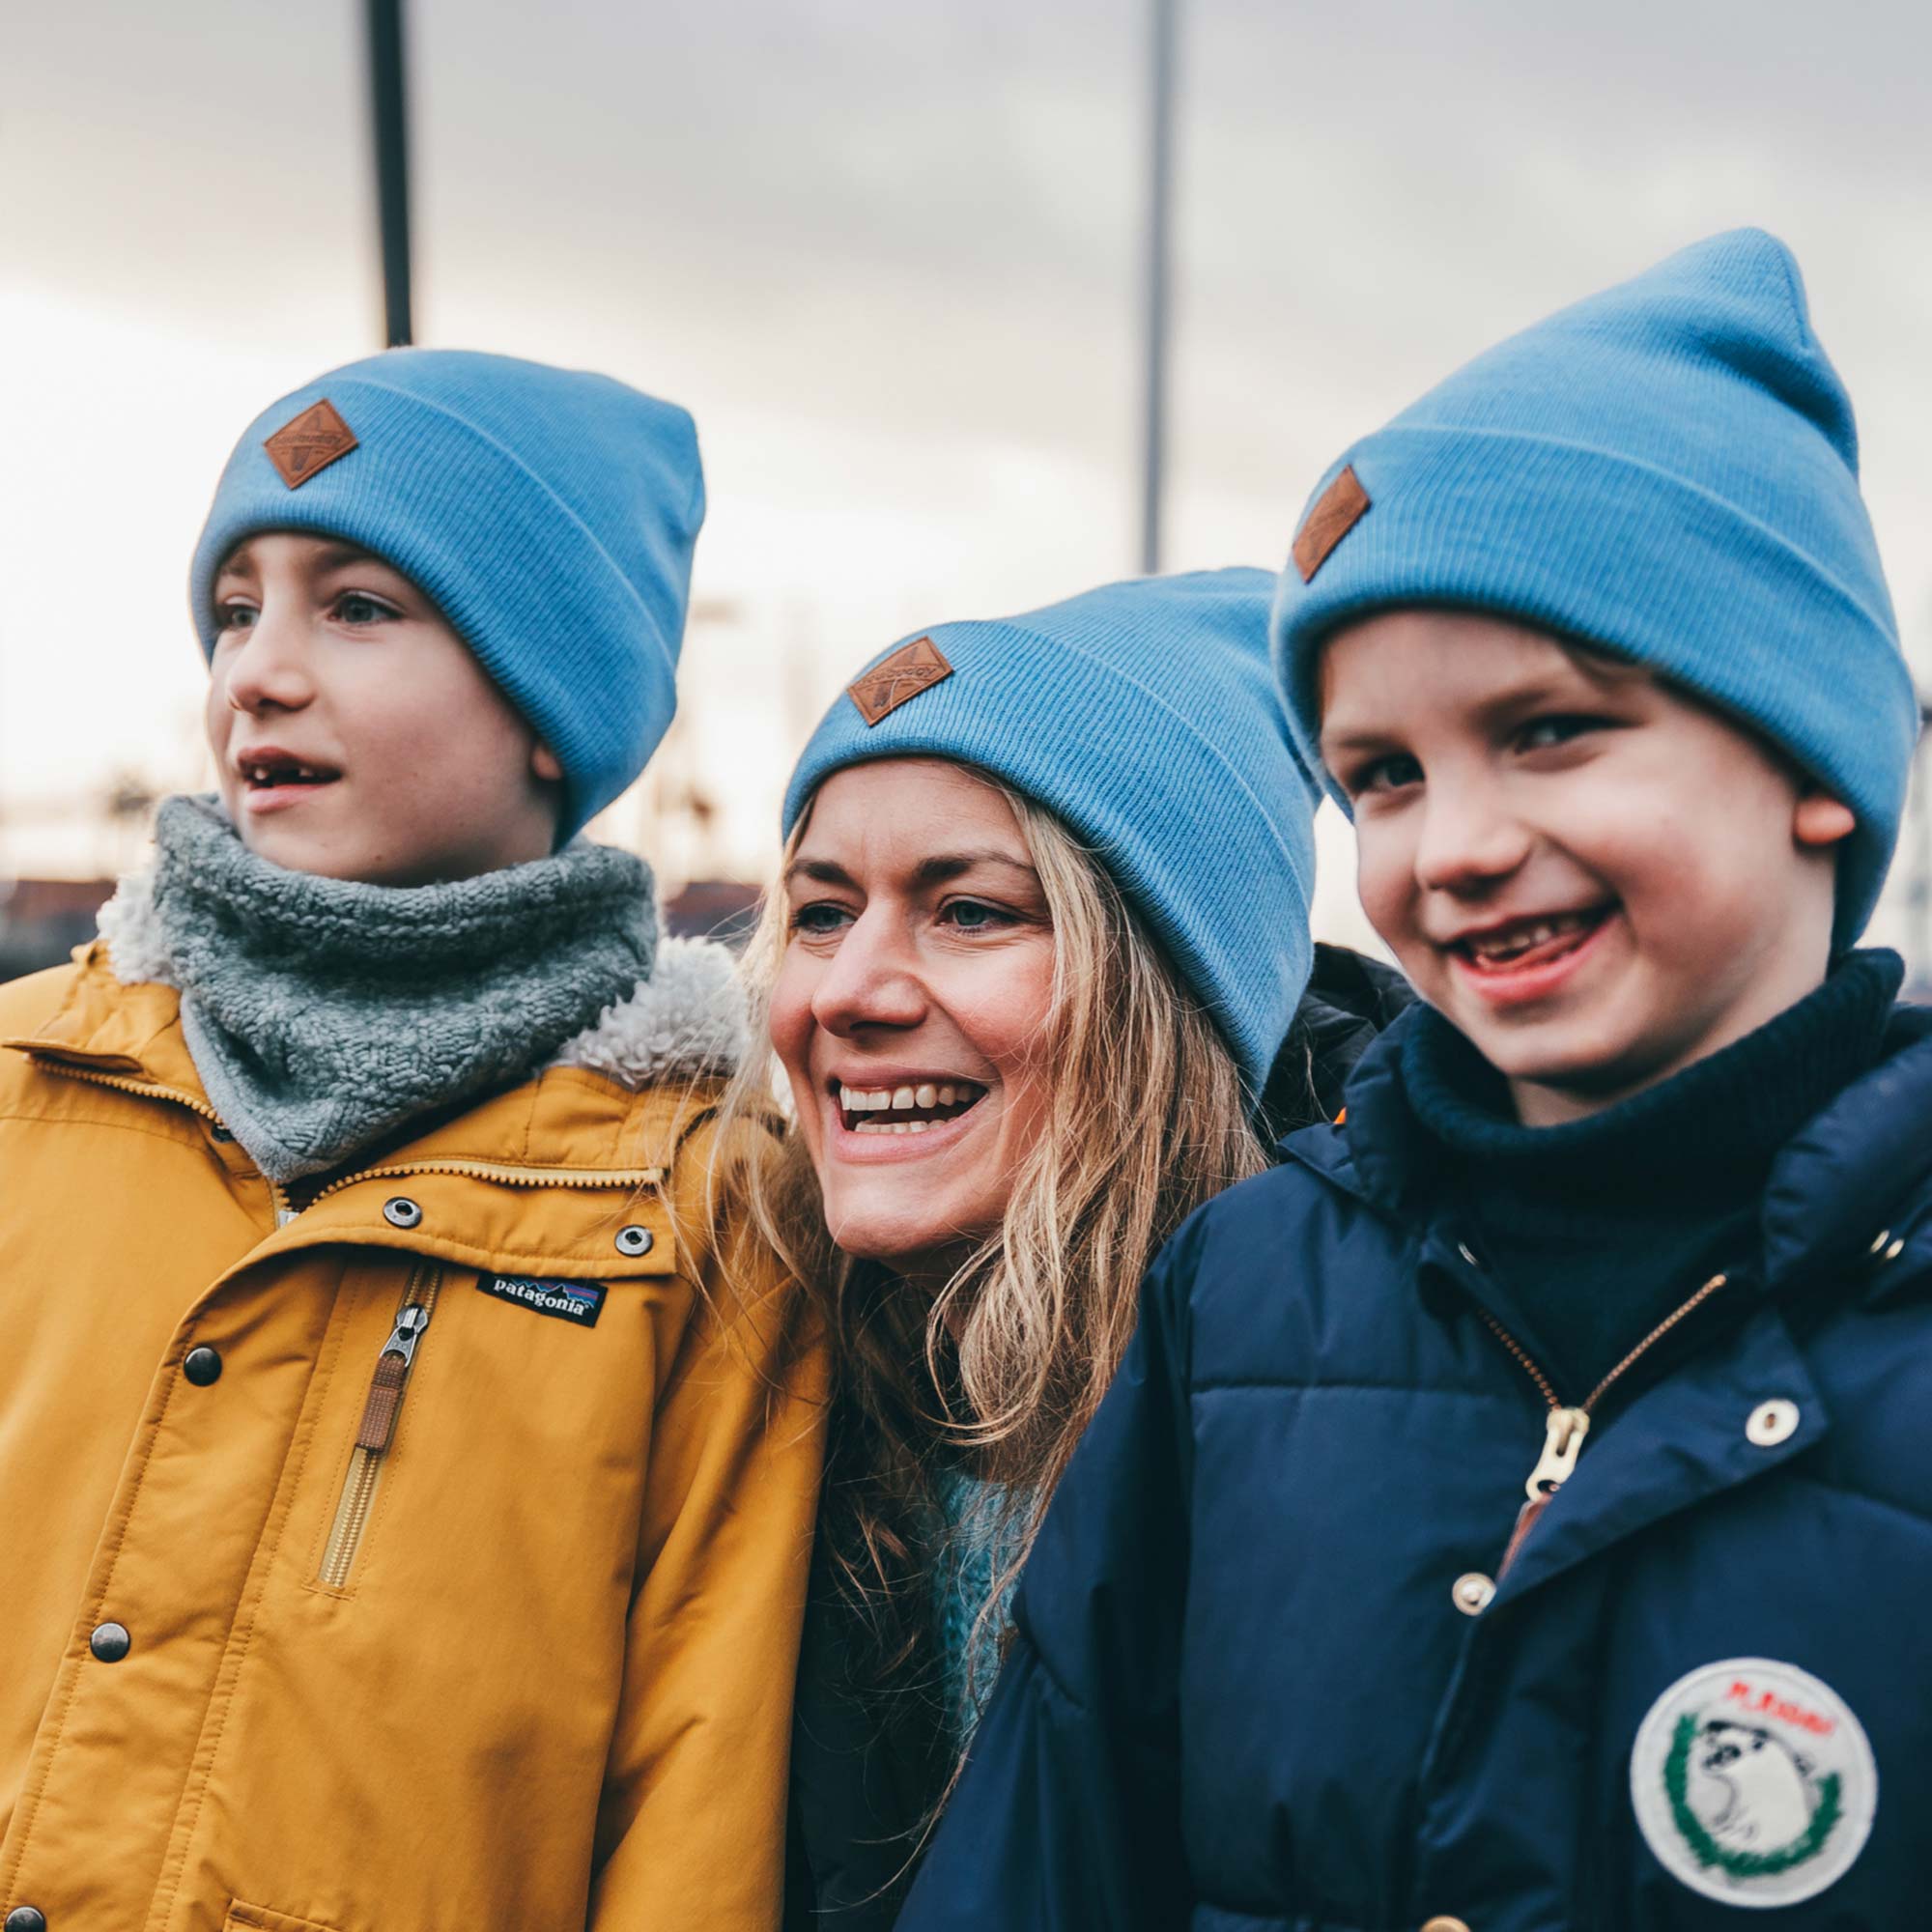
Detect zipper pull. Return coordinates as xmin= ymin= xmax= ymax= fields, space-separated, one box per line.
xmin=1525 ymin=1405 xmax=1591 ymax=1500
xmin=354 ymin=1304 xmax=432 ymax=1454
xmin=1499 ymin=1405 xmax=1591 ymax=1580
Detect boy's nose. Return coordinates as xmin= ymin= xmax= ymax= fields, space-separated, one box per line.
xmin=223 ymin=611 xmax=316 ymax=716
xmin=1413 ymin=788 xmax=1533 ymax=895
xmin=810 ymin=915 xmax=928 ymax=1037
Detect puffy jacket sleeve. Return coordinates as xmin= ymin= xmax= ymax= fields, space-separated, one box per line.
xmin=895 ymin=1219 xmax=1201 ymax=1931
xmin=587 ymin=1127 xmax=830 ymax=1931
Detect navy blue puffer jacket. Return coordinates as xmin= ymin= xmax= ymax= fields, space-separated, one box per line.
xmin=896 ymin=1007 xmax=1932 ymax=1930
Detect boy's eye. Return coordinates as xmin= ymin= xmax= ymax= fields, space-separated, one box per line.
xmin=335 ymin=591 xmax=399 ymax=625
xmin=1516 ymin=715 xmax=1601 ymax=753
xmin=213 ymin=599 xmax=259 ymax=633
xmin=1350 ymin=752 xmax=1424 ymax=797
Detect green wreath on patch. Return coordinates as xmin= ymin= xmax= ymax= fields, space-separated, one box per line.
xmin=1663 ymin=1714 xmax=1843 ymax=1879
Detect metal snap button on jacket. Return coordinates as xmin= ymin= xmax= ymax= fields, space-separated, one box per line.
xmin=614 ymin=1224 xmax=653 ymax=1257
xmin=89 ymin=1622 xmax=131 ymax=1662
xmin=5 ymin=1906 xmax=47 ymax=1932
xmin=1451 ymin=1573 xmax=1494 ymax=1616
xmin=383 ymin=1197 xmax=423 ymax=1230
xmin=183 ymin=1346 xmax=223 ymax=1386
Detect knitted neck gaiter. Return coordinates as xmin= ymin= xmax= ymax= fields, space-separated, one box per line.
xmin=150 ymin=795 xmax=656 ymax=1184
xmin=1399 ymin=949 xmax=1903 ymax=1396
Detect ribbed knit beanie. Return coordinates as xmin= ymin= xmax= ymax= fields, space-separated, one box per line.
xmin=1272 ymin=227 xmax=1917 ymax=949
xmin=189 ymin=349 xmax=704 ymax=842
xmin=783 ymin=569 xmax=1321 ymax=1095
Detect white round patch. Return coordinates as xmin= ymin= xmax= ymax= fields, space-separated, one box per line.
xmin=1630 ymin=1658 xmax=1878 ymax=1908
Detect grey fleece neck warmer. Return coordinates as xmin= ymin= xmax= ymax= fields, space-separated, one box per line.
xmin=151 ymin=795 xmax=657 ymax=1184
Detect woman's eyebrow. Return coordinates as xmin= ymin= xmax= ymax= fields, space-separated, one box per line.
xmin=911 ymin=851 xmax=1037 ymax=888
xmin=783 ymin=850 xmax=1037 ymax=890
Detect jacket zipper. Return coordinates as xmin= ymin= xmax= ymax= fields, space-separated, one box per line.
xmin=39 ymin=1066 xmax=665 ymax=1218
xmin=318 ymin=1261 xmax=444 ymax=1589
xmin=1477 ymin=1270 xmax=1730 ymax=1579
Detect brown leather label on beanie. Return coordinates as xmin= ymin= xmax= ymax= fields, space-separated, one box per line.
xmin=1292 ymin=465 xmax=1370 ymax=582
xmin=847 ymin=637 xmax=953 ymax=726
xmin=264 ymin=398 xmax=359 ymax=489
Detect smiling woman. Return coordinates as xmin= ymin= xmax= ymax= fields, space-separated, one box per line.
xmin=712 ymin=569 xmax=1326 ymax=1927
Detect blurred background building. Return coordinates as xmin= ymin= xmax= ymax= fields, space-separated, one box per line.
xmin=5 ymin=0 xmax=1930 ymax=981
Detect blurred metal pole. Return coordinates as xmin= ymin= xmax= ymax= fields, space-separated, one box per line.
xmin=1137 ymin=0 xmax=1177 ymax=576
xmin=367 ymin=0 xmax=414 ymax=347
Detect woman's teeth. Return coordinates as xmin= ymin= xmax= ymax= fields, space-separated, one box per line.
xmin=838 ymin=1081 xmax=985 ymax=1134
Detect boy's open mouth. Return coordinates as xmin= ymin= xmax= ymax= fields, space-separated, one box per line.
xmin=835 ymin=1080 xmax=988 ymax=1136
xmin=1454 ymin=906 xmax=1613 ymax=975
xmin=238 ymin=753 xmax=342 ymax=793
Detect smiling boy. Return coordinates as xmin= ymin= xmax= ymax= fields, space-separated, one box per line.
xmin=895 ymin=230 xmax=1931 ymax=1927
xmin=0 ymin=350 xmax=821 ymax=1932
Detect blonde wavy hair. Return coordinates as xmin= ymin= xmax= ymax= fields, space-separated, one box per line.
xmin=717 ymin=768 xmax=1272 ymax=1699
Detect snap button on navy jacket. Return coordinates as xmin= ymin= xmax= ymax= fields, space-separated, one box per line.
xmin=897 ymin=1007 xmax=1932 ymax=1930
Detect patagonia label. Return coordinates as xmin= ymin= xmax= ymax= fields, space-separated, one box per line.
xmin=847 ymin=636 xmax=953 ymax=726
xmin=1630 ymin=1657 xmax=1877 ymax=1907
xmin=264 ymin=397 xmax=359 ymax=489
xmin=1292 ymin=464 xmax=1370 ymax=582
xmin=475 ymin=1273 xmax=607 ymax=1329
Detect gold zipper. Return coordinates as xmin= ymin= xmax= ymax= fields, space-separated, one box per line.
xmin=318 ymin=1261 xmax=444 ymax=1589
xmin=306 ymin=1156 xmax=663 ymax=1204
xmin=1477 ymin=1270 xmax=1730 ymax=1577
xmin=43 ymin=1061 xmax=295 ymax=1222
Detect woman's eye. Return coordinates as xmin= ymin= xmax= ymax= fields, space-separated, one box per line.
xmin=335 ymin=592 xmax=397 ymax=626
xmin=790 ymin=902 xmax=853 ymax=937
xmin=213 ymin=599 xmax=258 ymax=633
xmin=939 ymin=898 xmax=1017 ymax=932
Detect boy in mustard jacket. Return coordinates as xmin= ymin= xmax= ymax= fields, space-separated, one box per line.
xmin=0 ymin=353 xmax=823 ymax=1932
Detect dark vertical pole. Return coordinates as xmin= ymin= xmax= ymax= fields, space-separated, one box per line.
xmin=367 ymin=0 xmax=414 ymax=347
xmin=1138 ymin=0 xmax=1178 ymax=576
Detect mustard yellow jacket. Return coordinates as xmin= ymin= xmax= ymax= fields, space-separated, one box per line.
xmin=0 ymin=939 xmax=825 ymax=1932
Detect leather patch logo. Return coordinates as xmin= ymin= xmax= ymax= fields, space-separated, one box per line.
xmin=1292 ymin=465 xmax=1370 ymax=582
xmin=264 ymin=398 xmax=359 ymax=489
xmin=475 ymin=1273 xmax=607 ymax=1329
xmin=847 ymin=636 xmax=953 ymax=726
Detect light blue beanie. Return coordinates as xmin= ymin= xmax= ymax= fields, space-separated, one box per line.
xmin=782 ymin=569 xmax=1321 ymax=1095
xmin=1272 ymin=227 xmax=1918 ymax=949
xmin=189 ymin=348 xmax=704 ymax=841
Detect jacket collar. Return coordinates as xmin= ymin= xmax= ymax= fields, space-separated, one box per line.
xmin=1290 ymin=1000 xmax=1932 ymax=1295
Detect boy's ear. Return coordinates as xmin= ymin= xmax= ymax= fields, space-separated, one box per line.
xmin=532 ymin=743 xmax=564 ymax=784
xmin=1794 ymin=785 xmax=1856 ymax=848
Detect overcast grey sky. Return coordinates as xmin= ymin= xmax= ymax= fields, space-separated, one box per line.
xmin=6 ymin=0 xmax=1930 ymax=943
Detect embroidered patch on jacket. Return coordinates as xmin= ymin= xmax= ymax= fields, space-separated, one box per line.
xmin=475 ymin=1273 xmax=608 ymax=1329
xmin=264 ymin=398 xmax=359 ymax=489
xmin=847 ymin=637 xmax=953 ymax=726
xmin=1291 ymin=465 xmax=1370 ymax=582
xmin=1629 ymin=1657 xmax=1877 ymax=1906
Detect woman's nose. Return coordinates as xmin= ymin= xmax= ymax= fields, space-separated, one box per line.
xmin=810 ymin=913 xmax=928 ymax=1037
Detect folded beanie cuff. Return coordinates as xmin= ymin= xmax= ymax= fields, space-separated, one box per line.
xmin=1275 ymin=425 xmax=1918 ymax=947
